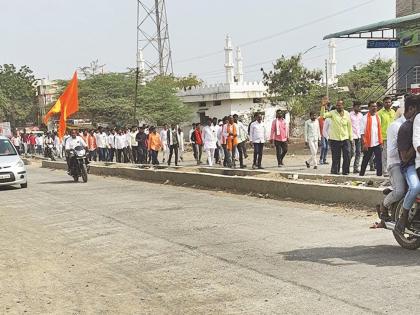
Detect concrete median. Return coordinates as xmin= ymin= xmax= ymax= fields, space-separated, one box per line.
xmin=42 ymin=160 xmax=382 ymax=208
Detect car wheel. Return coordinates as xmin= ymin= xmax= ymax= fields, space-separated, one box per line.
xmin=20 ymin=182 xmax=28 ymax=189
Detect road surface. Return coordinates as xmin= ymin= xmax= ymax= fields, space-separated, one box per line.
xmin=0 ymin=164 xmax=417 ymax=314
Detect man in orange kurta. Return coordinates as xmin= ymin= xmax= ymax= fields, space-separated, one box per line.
xmin=147 ymin=127 xmax=162 ymax=165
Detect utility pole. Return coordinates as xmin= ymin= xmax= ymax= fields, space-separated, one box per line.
xmin=135 ymin=0 xmax=173 ymax=122
xmin=136 ymin=0 xmax=173 ymax=76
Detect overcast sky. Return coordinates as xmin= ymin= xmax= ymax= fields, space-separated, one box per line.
xmin=0 ymin=0 xmax=395 ymax=83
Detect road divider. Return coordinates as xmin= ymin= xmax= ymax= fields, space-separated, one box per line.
xmin=42 ymin=160 xmax=382 ymax=208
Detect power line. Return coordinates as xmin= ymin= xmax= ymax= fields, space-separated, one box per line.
xmin=174 ymin=0 xmax=376 ymax=65
xmin=199 ymin=40 xmax=361 ymax=80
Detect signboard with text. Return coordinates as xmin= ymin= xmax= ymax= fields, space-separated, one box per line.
xmin=367 ymin=39 xmax=401 ymax=49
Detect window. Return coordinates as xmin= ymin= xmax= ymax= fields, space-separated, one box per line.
xmin=0 ymin=139 xmax=17 ymax=156
xmin=213 ymin=100 xmax=222 ymax=106
xmin=199 ymin=102 xmax=206 ymax=107
xmin=253 ymin=98 xmax=262 ymax=104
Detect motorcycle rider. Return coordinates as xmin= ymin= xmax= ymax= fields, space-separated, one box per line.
xmin=44 ymin=132 xmax=54 ymax=158
xmin=395 ymin=95 xmax=420 ymax=235
xmin=65 ymin=129 xmax=87 ymax=173
xmin=372 ymin=100 xmax=418 ymax=228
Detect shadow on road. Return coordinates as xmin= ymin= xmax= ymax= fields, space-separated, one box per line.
xmin=278 ymin=245 xmax=420 ymax=267
xmin=38 ymin=180 xmax=77 ymax=185
xmin=0 ymin=186 xmax=19 ymax=191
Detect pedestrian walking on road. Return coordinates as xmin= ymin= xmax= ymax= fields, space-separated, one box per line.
xmin=167 ymin=124 xmax=179 ymax=166
xmin=350 ymin=101 xmax=363 ymax=173
xmin=191 ymin=123 xmax=203 ymax=165
xmin=224 ymin=116 xmax=238 ymax=168
xmin=136 ymin=126 xmax=148 ymax=164
xmin=249 ymin=113 xmax=265 ymax=169
xmin=320 ymin=98 xmax=353 ymax=175
xmin=378 ymin=96 xmax=396 ymax=177
xmin=270 ymin=109 xmax=289 ymax=167
xmin=304 ymin=112 xmax=321 ymax=169
xmin=160 ymin=124 xmax=169 ymax=164
xmin=148 ymin=127 xmax=162 ymax=165
xmin=202 ymin=118 xmax=218 ymax=167
xmin=359 ymin=101 xmax=383 ymax=177
xmin=233 ymin=114 xmax=248 ymax=168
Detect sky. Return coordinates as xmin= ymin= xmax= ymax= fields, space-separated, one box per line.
xmin=0 ymin=0 xmax=396 ymax=83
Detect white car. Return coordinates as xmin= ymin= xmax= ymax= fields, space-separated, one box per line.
xmin=0 ymin=136 xmax=27 ymax=189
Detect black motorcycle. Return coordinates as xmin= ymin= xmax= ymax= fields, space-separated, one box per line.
xmin=44 ymin=143 xmax=55 ymax=161
xmin=382 ymin=189 xmax=420 ymax=249
xmin=68 ymin=146 xmax=88 ymax=183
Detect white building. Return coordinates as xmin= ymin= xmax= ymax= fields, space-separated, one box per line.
xmin=178 ymin=35 xmax=288 ymax=139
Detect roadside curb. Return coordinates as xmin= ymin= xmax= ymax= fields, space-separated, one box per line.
xmin=41 ymin=160 xmax=382 ymax=208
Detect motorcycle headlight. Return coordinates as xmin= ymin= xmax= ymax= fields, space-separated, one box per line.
xmin=77 ymin=149 xmax=86 ymax=157
xmin=15 ymin=160 xmax=24 ymax=168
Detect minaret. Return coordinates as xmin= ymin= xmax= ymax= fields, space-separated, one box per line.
xmin=224 ymin=35 xmax=234 ymax=84
xmin=328 ymin=39 xmax=337 ymax=85
xmin=235 ymin=47 xmax=244 ymax=83
xmin=137 ymin=48 xmax=146 ymax=86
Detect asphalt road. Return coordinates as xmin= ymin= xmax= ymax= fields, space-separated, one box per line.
xmin=1 ymin=164 xmax=418 ymax=314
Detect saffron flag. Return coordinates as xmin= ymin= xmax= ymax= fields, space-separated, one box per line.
xmin=44 ymin=72 xmax=79 ymax=139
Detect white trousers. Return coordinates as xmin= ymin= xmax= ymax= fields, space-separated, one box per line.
xmin=206 ymin=148 xmax=215 ymax=166
xmin=162 ymin=143 xmax=169 ymax=161
xmin=307 ymin=139 xmax=318 ymax=167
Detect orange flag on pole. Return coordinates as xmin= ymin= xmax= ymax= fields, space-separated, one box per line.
xmin=44 ymin=71 xmax=79 ymax=139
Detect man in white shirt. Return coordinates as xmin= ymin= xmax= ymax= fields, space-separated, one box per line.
xmin=11 ymin=134 xmax=21 ymax=155
xmin=350 ymin=101 xmax=363 ymax=173
xmin=160 ymin=124 xmax=169 ymax=163
xmin=304 ymin=112 xmax=321 ymax=169
xmin=359 ymin=101 xmax=383 ymax=176
xmin=114 ymin=129 xmax=127 ymax=163
xmin=54 ymin=133 xmax=63 ymax=159
xmin=233 ymin=114 xmax=248 ymax=168
xmin=249 ymin=113 xmax=265 ymax=169
xmin=107 ymin=130 xmax=116 ymax=162
xmin=130 ymin=127 xmax=138 ymax=163
xmin=95 ymin=127 xmax=108 ymax=162
xmin=65 ymin=130 xmax=87 ymax=172
xmin=202 ymin=118 xmax=217 ymax=167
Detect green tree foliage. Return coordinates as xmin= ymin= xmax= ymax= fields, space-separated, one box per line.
xmin=57 ymin=72 xmax=192 ymax=127
xmin=77 ymin=72 xmax=135 ymax=126
xmin=262 ymin=54 xmax=322 ymax=118
xmin=175 ymin=74 xmax=203 ymax=91
xmin=338 ymin=58 xmax=393 ymax=102
xmin=0 ymin=64 xmax=37 ymax=128
xmin=138 ymin=75 xmax=192 ymax=126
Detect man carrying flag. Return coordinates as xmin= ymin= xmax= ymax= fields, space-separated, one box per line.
xmin=44 ymin=72 xmax=79 ymax=139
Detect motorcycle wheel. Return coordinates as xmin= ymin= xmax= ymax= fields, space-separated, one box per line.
xmin=81 ymin=163 xmax=88 ymax=183
xmin=392 ymin=200 xmax=420 ymax=250
xmin=73 ymin=175 xmax=79 ymax=182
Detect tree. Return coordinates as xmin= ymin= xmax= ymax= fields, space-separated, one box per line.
xmin=57 ymin=72 xmax=193 ymax=127
xmin=0 ymin=64 xmax=37 ymax=128
xmin=175 ymin=74 xmax=203 ymax=91
xmin=262 ymin=54 xmax=322 ymax=118
xmin=138 ymin=75 xmax=192 ymax=126
xmin=338 ymin=58 xmax=393 ymax=102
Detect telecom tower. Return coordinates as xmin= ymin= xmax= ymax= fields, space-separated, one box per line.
xmin=136 ymin=0 xmax=174 ymax=76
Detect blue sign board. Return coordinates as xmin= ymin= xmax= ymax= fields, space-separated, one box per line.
xmin=367 ymin=40 xmax=400 ymax=49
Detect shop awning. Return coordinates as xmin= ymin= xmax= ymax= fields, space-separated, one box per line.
xmin=324 ymin=13 xmax=420 ymax=40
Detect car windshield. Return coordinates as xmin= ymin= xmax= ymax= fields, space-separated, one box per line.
xmin=0 ymin=139 xmax=17 ymax=156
